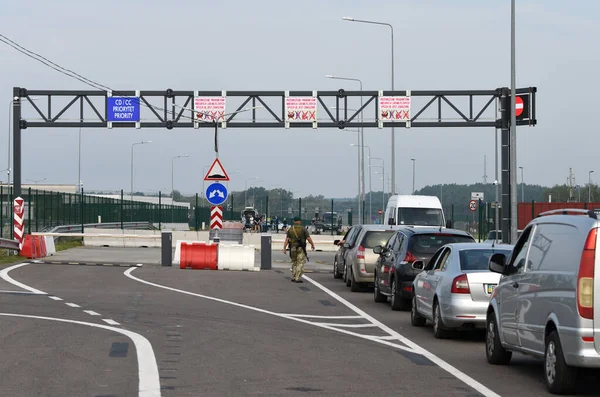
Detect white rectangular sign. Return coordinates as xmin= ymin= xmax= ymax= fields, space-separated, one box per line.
xmin=194 ymin=97 xmax=226 ymax=122
xmin=471 ymin=192 xmax=485 ymax=200
xmin=378 ymin=96 xmax=411 ymax=121
xmin=285 ymin=97 xmax=317 ymax=122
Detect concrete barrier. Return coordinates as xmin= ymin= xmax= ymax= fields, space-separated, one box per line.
xmin=82 ymin=228 xmax=211 ymax=248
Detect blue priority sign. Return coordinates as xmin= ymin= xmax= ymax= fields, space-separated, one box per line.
xmin=205 ymin=182 xmax=228 ymax=206
xmin=107 ymin=97 xmax=140 ymax=122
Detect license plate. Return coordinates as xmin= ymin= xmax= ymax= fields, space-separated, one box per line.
xmin=486 ymin=284 xmax=496 ymax=294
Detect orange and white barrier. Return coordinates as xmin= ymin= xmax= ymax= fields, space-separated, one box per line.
xmin=19 ymin=234 xmax=50 ymax=259
xmin=174 ymin=239 xmax=258 ymax=271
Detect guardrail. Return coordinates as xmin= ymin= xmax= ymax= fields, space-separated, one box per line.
xmin=0 ymin=238 xmax=20 ymax=251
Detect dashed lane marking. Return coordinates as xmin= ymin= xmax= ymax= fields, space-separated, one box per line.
xmin=65 ymin=302 xmax=81 ymax=308
xmin=102 ymin=319 xmax=121 ymax=326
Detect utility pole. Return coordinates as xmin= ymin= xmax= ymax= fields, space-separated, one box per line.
xmin=483 ymin=155 xmax=488 ymax=184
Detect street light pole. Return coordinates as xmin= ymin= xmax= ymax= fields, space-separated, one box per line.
xmin=411 ymin=158 xmax=416 ymax=194
xmin=130 ymin=141 xmax=151 ymax=200
xmin=589 ymin=170 xmax=594 ymax=202
xmin=343 ymin=17 xmax=395 ymax=195
xmin=326 ymin=75 xmax=365 ymax=222
xmin=351 ymin=143 xmax=371 ymax=223
xmin=519 ymin=166 xmax=524 ymax=202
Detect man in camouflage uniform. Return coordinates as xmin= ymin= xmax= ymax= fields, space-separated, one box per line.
xmin=282 ymin=216 xmax=315 ymax=283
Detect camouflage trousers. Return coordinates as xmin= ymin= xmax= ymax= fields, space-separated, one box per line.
xmin=290 ymin=247 xmax=306 ymax=281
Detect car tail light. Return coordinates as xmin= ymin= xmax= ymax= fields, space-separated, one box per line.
xmin=403 ymin=251 xmax=416 ymax=263
xmin=357 ymin=245 xmax=365 ymax=259
xmin=382 ymin=265 xmax=391 ymax=273
xmin=577 ymin=228 xmax=597 ymax=319
xmin=451 ymin=274 xmax=470 ymax=294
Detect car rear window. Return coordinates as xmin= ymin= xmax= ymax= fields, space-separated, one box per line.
xmin=408 ymin=234 xmax=475 ymax=255
xmin=361 ymin=231 xmax=395 ymax=248
xmin=459 ymin=249 xmax=513 ymax=271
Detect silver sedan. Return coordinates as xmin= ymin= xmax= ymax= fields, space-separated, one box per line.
xmin=410 ymin=243 xmax=513 ymax=339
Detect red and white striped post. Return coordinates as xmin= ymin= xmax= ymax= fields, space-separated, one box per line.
xmin=210 ymin=206 xmax=223 ymax=230
xmin=13 ymin=197 xmax=25 ymax=249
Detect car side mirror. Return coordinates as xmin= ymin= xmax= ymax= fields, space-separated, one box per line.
xmin=412 ymin=260 xmax=424 ymax=270
xmin=343 ymin=243 xmax=350 ymax=248
xmin=489 ymin=253 xmax=507 ymax=274
xmin=445 ymin=220 xmax=452 ymax=228
xmin=388 ymin=218 xmax=396 ymax=225
xmin=373 ymin=245 xmax=383 ymax=255
xmin=333 ymin=239 xmax=340 ymax=246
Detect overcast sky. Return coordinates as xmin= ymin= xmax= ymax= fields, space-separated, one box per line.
xmin=1 ymin=0 xmax=598 ymax=198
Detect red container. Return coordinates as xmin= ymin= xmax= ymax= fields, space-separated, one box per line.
xmin=180 ymin=242 xmax=218 ymax=270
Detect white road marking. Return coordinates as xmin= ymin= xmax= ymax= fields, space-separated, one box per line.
xmin=0 ymin=290 xmax=36 ymax=294
xmin=302 ymin=275 xmax=501 ymax=397
xmin=102 ymin=319 xmax=120 ymax=326
xmin=0 ymin=263 xmax=46 ymax=295
xmin=83 ymin=310 xmax=101 ymax=316
xmin=313 ymin=322 xmax=375 ymax=328
xmin=279 ymin=314 xmax=363 ymax=319
xmin=0 ymin=313 xmax=161 ymax=397
xmin=65 ymin=302 xmax=81 ymax=308
xmin=372 ymin=335 xmax=398 ymax=340
xmin=48 ymin=296 xmax=63 ymax=301
xmin=124 ymin=267 xmax=416 ymax=354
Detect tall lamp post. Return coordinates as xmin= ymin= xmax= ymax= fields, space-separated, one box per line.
xmin=519 ymin=166 xmax=524 ymax=202
xmin=326 ymin=75 xmax=365 ymax=222
xmin=589 ymin=170 xmax=594 ymax=202
xmin=351 ymin=143 xmax=371 ymax=223
xmin=130 ymin=141 xmax=152 ymax=200
xmin=342 ymin=17 xmax=395 ymax=195
xmin=171 ymin=154 xmax=189 ymax=222
xmin=411 ymin=158 xmax=416 ymax=194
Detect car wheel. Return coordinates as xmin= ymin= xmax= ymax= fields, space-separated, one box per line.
xmin=342 ymin=264 xmax=347 ymax=283
xmin=345 ymin=267 xmax=352 ymax=287
xmin=545 ymin=330 xmax=578 ymax=394
xmin=333 ymin=260 xmax=342 ymax=279
xmin=350 ymin=274 xmax=361 ymax=292
xmin=411 ymin=294 xmax=426 ymax=326
xmin=390 ymin=279 xmax=409 ymax=311
xmin=485 ymin=312 xmax=512 ymax=365
xmin=373 ymin=273 xmax=387 ymax=303
xmin=432 ymin=300 xmax=450 ymax=339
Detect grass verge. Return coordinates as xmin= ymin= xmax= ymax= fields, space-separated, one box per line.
xmin=55 ymin=238 xmax=83 ymax=252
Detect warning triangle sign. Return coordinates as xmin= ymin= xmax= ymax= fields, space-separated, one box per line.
xmin=204 ymin=158 xmax=230 ymax=181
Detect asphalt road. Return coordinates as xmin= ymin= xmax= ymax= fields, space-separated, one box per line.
xmin=2 ymin=249 xmax=600 ymax=396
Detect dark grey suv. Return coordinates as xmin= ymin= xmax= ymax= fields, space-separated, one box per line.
xmin=373 ymin=227 xmax=475 ymax=310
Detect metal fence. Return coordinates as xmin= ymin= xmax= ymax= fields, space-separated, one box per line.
xmin=0 ymin=187 xmax=198 ymax=238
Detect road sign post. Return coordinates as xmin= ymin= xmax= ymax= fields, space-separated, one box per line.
xmin=210 ymin=206 xmax=223 ymax=230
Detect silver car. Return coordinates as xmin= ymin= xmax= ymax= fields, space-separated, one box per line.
xmin=486 ymin=209 xmax=600 ymax=394
xmin=411 ymin=243 xmax=513 ymax=339
xmin=345 ymin=225 xmax=398 ymax=292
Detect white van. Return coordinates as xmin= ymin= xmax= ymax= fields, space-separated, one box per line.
xmin=383 ymin=195 xmax=446 ymax=227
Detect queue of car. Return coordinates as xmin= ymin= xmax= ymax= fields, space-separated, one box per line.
xmin=331 ymin=195 xmax=600 ymax=395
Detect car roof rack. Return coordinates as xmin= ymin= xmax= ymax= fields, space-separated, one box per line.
xmin=536 ymin=208 xmax=598 ymax=220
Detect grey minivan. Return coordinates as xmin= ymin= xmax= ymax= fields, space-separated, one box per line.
xmin=486 ymin=209 xmax=600 ymax=394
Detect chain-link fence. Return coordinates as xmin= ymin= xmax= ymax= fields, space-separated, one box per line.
xmin=0 ymin=187 xmax=202 ymax=238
